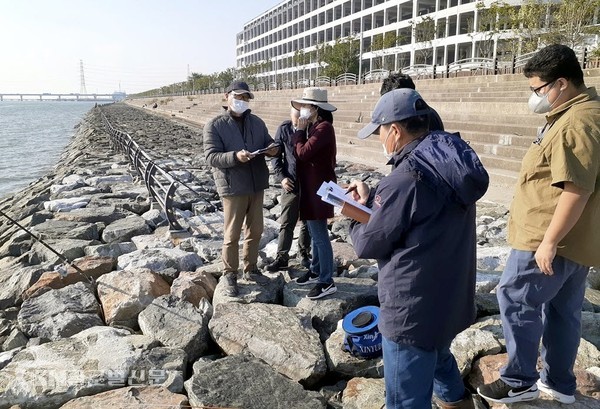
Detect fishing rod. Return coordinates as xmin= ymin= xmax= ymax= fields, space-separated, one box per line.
xmin=0 ymin=208 xmax=93 ymax=284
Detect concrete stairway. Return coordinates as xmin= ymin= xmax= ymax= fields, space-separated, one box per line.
xmin=127 ymin=68 xmax=600 ymax=186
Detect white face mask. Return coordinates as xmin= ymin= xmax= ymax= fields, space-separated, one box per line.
xmin=299 ymin=107 xmax=313 ymax=120
xmin=528 ymin=82 xmax=562 ymax=114
xmin=229 ymin=95 xmax=249 ymax=114
xmin=382 ymin=127 xmax=395 ymax=160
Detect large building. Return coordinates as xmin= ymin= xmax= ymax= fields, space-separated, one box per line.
xmin=235 ymin=0 xmax=597 ymax=84
xmin=235 ymin=0 xmax=518 ymax=83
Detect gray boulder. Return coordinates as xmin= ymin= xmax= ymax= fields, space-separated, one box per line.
xmin=59 ymin=386 xmax=189 ymax=408
xmin=31 ymin=238 xmax=99 ymax=263
xmin=209 ymin=302 xmax=327 ymax=386
xmin=31 ymin=219 xmax=99 ymax=241
xmin=0 ymin=326 xmax=157 ymax=409
xmin=184 ymin=354 xmax=326 ymax=409
xmin=116 ymin=248 xmax=203 ymax=276
xmin=212 ymin=271 xmax=285 ymax=306
xmin=102 ymin=215 xmax=152 ymax=243
xmin=17 ymin=282 xmax=103 ymax=341
xmin=138 ymin=295 xmax=212 ymax=362
xmin=0 ymin=262 xmax=48 ymax=309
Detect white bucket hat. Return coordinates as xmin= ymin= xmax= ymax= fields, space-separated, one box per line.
xmin=291 ymin=87 xmax=337 ymax=112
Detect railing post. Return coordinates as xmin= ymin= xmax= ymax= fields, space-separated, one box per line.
xmin=511 ymin=55 xmax=516 ymax=74
xmin=432 ymin=64 xmax=437 ymax=79
xmin=494 ymin=58 xmax=498 ymax=75
xmin=582 ymin=47 xmax=588 ymax=69
xmin=446 ymin=64 xmax=450 ymax=78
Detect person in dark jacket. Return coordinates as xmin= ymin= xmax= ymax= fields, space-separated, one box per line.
xmin=347 ymin=89 xmax=489 ymax=409
xmin=290 ymin=87 xmax=338 ymax=300
xmin=204 ymin=80 xmax=279 ymax=297
xmin=266 ymin=107 xmax=312 ymax=272
xmin=380 ymin=72 xmax=445 ymax=132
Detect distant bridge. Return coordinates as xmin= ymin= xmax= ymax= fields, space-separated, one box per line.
xmin=0 ymin=92 xmax=126 ymax=102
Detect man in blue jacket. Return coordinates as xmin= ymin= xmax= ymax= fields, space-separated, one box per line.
xmin=347 ymin=89 xmax=489 ymax=409
xmin=204 ymin=80 xmax=279 ymax=297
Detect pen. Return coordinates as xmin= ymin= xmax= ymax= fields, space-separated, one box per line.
xmin=345 ymin=174 xmax=370 ymax=194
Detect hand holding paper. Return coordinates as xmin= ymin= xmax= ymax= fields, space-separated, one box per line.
xmin=251 ymin=143 xmax=280 ymax=155
xmin=317 ymin=181 xmax=372 ymax=223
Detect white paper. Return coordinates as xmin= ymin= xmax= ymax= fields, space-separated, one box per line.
xmin=317 ymin=181 xmax=373 ymax=215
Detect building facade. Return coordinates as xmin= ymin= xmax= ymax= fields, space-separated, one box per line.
xmin=235 ymin=0 xmax=535 ymax=83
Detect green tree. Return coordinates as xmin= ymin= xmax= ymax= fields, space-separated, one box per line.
xmin=469 ymin=1 xmax=515 ymax=58
xmin=318 ymin=35 xmax=360 ymax=78
xmin=410 ymin=16 xmax=436 ymax=64
xmin=543 ymin=0 xmax=600 ymax=48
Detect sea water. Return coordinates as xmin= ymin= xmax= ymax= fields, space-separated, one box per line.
xmin=0 ymin=101 xmax=96 ymax=199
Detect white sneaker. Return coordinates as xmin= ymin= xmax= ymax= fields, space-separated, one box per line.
xmin=536 ymin=379 xmax=576 ymax=404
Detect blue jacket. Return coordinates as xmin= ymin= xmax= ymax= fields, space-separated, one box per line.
xmin=349 ymin=130 xmax=489 ymax=350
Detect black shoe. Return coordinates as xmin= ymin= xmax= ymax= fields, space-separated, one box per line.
xmin=221 ymin=272 xmax=238 ymax=297
xmin=306 ymin=282 xmax=337 ymax=299
xmin=295 ymin=270 xmax=319 ymax=286
xmin=300 ymin=256 xmax=311 ymax=269
xmin=242 ymin=269 xmax=270 ymax=285
xmin=477 ymin=378 xmax=539 ymax=404
xmin=266 ymin=256 xmax=288 ymax=272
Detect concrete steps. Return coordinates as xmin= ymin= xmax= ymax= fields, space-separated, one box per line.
xmin=126 ymin=68 xmax=600 ymax=188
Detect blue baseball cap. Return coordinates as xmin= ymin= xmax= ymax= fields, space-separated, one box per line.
xmin=357 ymin=88 xmax=431 ymax=139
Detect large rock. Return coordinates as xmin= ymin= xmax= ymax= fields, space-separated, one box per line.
xmin=0 ymin=327 xmax=157 ymax=409
xmin=23 ymin=256 xmax=116 ymax=300
xmin=283 ymin=276 xmax=379 ymax=340
xmin=209 ymin=302 xmax=327 ymax=386
xmin=17 ymin=282 xmax=103 ymax=341
xmin=184 ymin=354 xmax=325 ymax=409
xmin=116 ymin=248 xmax=203 ymax=277
xmin=170 ymin=270 xmax=217 ymax=306
xmin=97 ymin=269 xmax=170 ymax=329
xmin=31 ymin=238 xmax=99 ymax=263
xmin=450 ymin=328 xmax=503 ymax=376
xmin=341 ymin=377 xmax=385 ymax=409
xmin=59 ymin=386 xmax=189 ymax=408
xmin=212 ymin=271 xmax=285 ymax=306
xmin=54 ymin=206 xmax=132 ymax=224
xmin=102 ymin=215 xmax=152 ymax=243
xmin=31 ymin=220 xmax=99 ymax=241
xmin=0 ymin=262 xmax=48 ymax=309
xmin=43 ymin=197 xmax=90 ymax=212
xmin=138 ymin=295 xmax=212 ymax=361
xmin=84 ymin=242 xmax=137 ymax=258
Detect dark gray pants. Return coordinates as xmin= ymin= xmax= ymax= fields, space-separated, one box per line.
xmin=276 ymin=189 xmax=310 ymax=259
xmin=498 ymin=249 xmax=588 ymax=395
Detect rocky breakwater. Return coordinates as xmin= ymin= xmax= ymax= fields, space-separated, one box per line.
xmin=0 ymin=103 xmax=597 ymax=408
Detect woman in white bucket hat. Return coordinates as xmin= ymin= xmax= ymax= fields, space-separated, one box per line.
xmin=290 ymin=87 xmax=338 ymax=300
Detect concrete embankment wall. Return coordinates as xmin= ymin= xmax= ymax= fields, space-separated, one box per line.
xmin=127 ymin=68 xmax=600 ymax=189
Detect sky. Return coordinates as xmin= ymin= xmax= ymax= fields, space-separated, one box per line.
xmin=0 ymin=0 xmax=283 ymax=95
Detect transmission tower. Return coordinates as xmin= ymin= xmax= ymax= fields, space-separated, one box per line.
xmin=79 ymin=60 xmax=87 ymax=94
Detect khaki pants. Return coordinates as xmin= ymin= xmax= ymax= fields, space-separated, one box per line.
xmin=221 ymin=191 xmax=264 ymax=274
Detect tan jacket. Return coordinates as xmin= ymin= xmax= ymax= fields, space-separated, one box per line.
xmin=508 ymin=87 xmax=600 ymax=266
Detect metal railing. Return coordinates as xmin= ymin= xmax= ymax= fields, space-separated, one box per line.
xmin=100 ymin=110 xmax=184 ymax=231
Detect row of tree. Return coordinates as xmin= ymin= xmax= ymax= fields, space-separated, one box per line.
xmin=134 ymin=0 xmax=600 ymax=97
